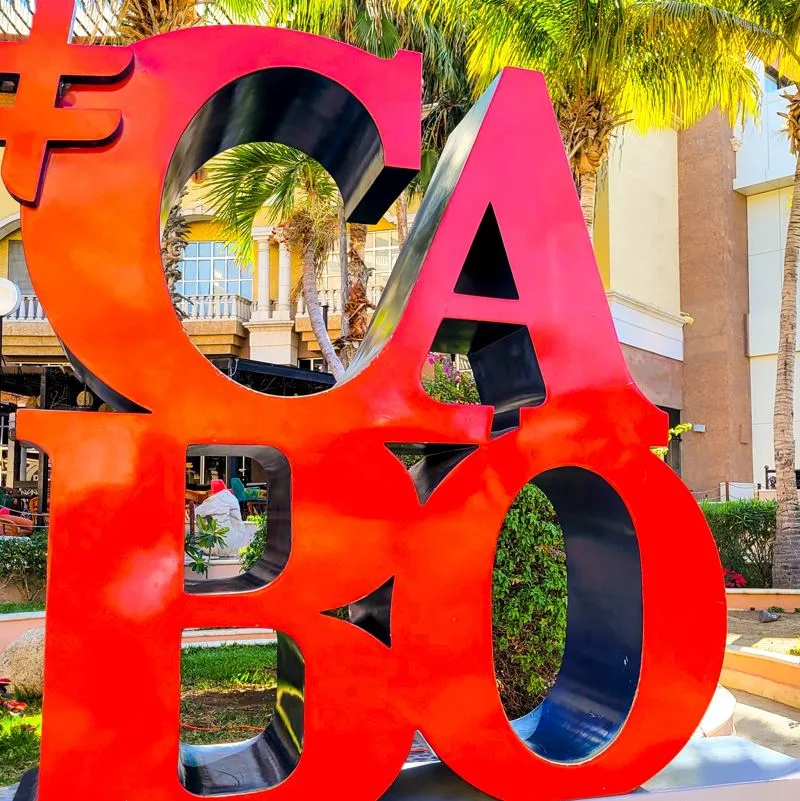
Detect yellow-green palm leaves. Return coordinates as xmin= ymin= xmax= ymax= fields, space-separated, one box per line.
xmin=422 ymin=0 xmax=784 ymax=233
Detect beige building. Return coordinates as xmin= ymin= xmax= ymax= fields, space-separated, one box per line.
xmin=595 ymin=128 xmax=687 ymax=473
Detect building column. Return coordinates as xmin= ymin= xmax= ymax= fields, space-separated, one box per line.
xmin=251 ymin=232 xmax=272 ymax=321
xmin=245 ymin=227 xmax=299 ymax=366
xmin=276 ymin=237 xmax=292 ymax=320
xmin=679 ymin=110 xmax=753 ymax=494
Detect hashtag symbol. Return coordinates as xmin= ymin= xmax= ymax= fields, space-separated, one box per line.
xmin=0 ymin=0 xmax=132 ymax=204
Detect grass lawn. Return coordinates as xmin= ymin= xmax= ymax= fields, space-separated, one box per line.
xmin=0 ymin=700 xmax=41 ymax=786
xmin=181 ymin=644 xmax=278 ymax=745
xmin=0 ymin=602 xmax=45 ymax=615
xmin=0 ymin=644 xmax=278 ymax=786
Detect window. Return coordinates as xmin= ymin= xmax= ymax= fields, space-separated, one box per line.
xmin=764 ymin=66 xmax=791 ymax=92
xmin=185 ymin=453 xmax=253 ymax=489
xmin=321 ymin=230 xmax=400 ymax=291
xmin=298 ymin=358 xmax=326 ymax=373
xmin=365 ymin=229 xmax=399 ymax=288
xmin=8 ymin=241 xmax=33 ymax=295
xmin=177 ymin=241 xmax=252 ymax=299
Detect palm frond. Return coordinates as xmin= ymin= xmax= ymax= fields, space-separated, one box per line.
xmin=217 ymin=0 xmax=269 ymax=23
xmin=203 ymin=142 xmax=339 ymax=266
xmin=406 ymin=148 xmax=441 ymax=199
xmin=425 ymin=0 xmax=782 ymax=182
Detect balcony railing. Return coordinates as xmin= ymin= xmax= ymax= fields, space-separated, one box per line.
xmin=6 ymin=294 xmax=253 ymax=323
xmin=8 ymin=287 xmax=391 ymax=326
xmin=295 ymin=285 xmax=385 ymax=318
xmin=178 ymin=294 xmax=253 ymax=321
xmin=9 ymin=295 xmax=46 ymax=321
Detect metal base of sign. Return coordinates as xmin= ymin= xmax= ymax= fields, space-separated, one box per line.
xmin=10 ymin=735 xmax=800 ymax=800
xmin=379 ymin=737 xmax=800 ymax=801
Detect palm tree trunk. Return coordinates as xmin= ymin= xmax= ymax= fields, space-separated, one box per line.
xmin=579 ymin=171 xmax=597 ymax=242
xmin=395 ymin=192 xmax=408 ymax=248
xmin=161 ymin=187 xmax=189 ymax=318
xmin=338 ymin=202 xmax=349 ymax=341
xmin=773 ymin=152 xmax=800 ymax=589
xmin=301 ymin=242 xmax=346 ymax=381
xmin=345 ymin=223 xmax=370 ymax=344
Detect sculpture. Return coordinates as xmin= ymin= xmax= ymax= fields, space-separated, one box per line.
xmin=0 ymin=2 xmax=726 ymax=799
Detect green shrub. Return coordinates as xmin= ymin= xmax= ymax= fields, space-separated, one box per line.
xmin=0 ymin=528 xmax=47 ymax=602
xmin=240 ymin=514 xmax=267 ymax=572
xmin=700 ymin=499 xmax=775 ymax=588
xmin=185 ymin=515 xmax=229 ymax=575
xmin=0 ymin=601 xmax=45 ymax=615
xmin=493 ymin=483 xmax=567 ymax=719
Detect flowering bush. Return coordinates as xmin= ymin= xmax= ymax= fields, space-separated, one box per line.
xmin=652 ymin=422 xmax=693 ymax=460
xmin=422 ymin=354 xmax=480 ymax=404
xmin=723 ymin=568 xmax=746 ymax=588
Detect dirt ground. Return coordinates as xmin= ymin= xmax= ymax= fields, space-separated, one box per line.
xmin=727 ymin=610 xmax=800 ymax=655
xmin=180 ymin=687 xmax=276 ymax=745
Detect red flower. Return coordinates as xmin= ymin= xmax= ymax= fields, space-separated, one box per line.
xmin=722 ymin=568 xmax=746 ymax=588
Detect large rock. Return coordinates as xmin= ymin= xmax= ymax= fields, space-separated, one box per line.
xmin=0 ymin=627 xmax=44 ymax=697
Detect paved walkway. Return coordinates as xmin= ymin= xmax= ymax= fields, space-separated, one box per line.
xmin=731 ymin=690 xmax=800 ymax=758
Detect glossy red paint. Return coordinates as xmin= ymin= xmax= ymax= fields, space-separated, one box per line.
xmin=0 ymin=4 xmax=726 ymax=801
xmin=0 ymin=0 xmax=131 ymax=204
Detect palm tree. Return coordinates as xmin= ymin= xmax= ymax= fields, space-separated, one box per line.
xmin=202 ymin=143 xmax=346 ymax=379
xmin=732 ymin=0 xmax=800 ymax=587
xmin=114 ymin=0 xmax=199 ymax=39
xmin=773 ymin=91 xmax=800 ymax=586
xmin=423 ymin=0 xmax=781 ymax=239
xmin=221 ymin=0 xmax=471 ymax=355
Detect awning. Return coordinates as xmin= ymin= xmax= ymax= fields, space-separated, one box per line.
xmin=211 ymin=357 xmax=335 ymax=396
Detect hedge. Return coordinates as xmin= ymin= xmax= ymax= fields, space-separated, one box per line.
xmin=493 ymin=483 xmax=567 ymax=719
xmin=0 ymin=528 xmax=48 ymax=602
xmin=700 ymin=499 xmax=775 ymax=588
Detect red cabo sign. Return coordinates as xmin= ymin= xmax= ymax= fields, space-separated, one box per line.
xmin=2 ymin=2 xmax=725 ymax=800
